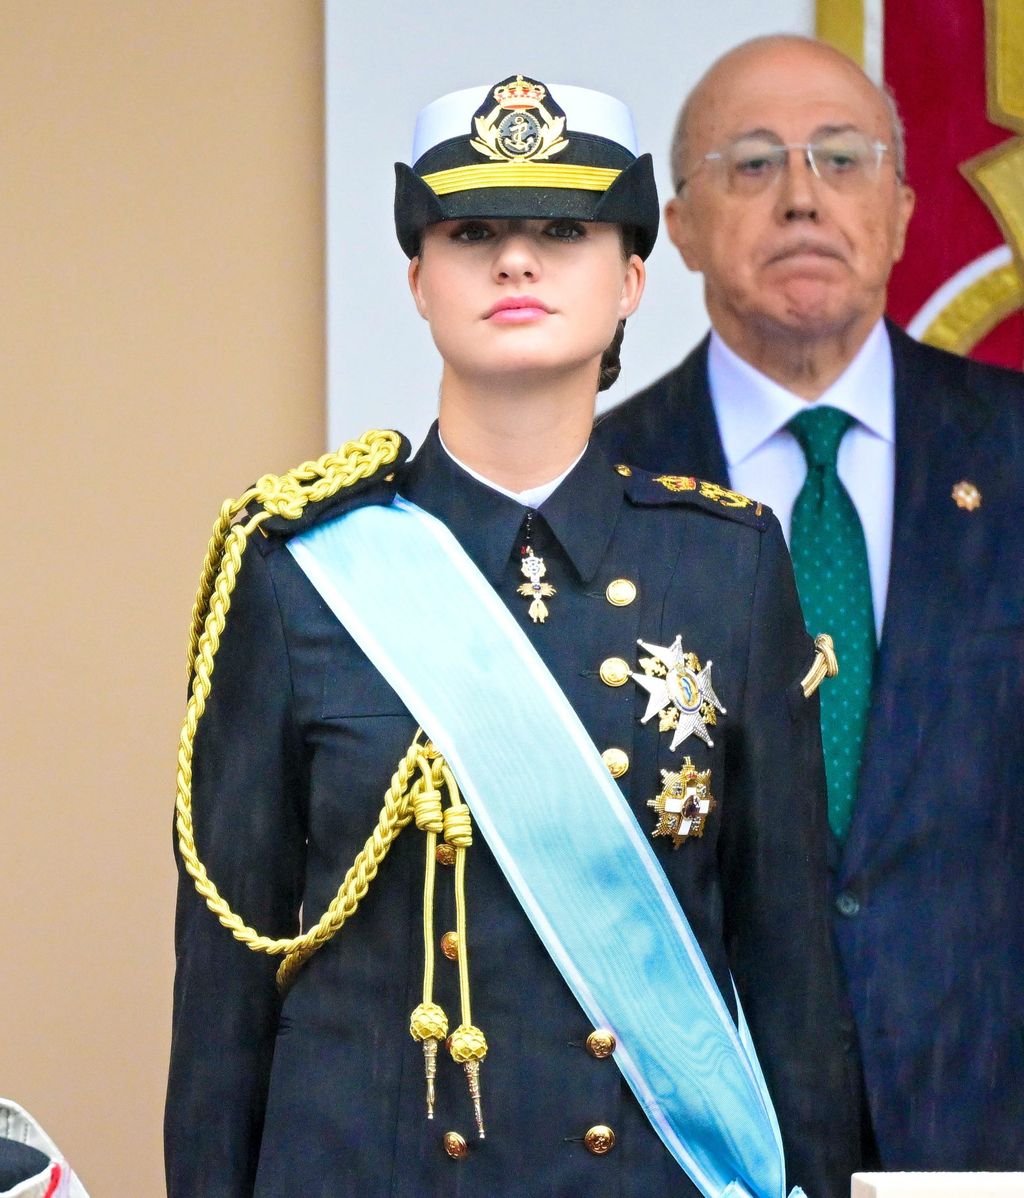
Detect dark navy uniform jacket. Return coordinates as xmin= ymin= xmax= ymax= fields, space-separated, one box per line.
xmin=594 ymin=322 xmax=1024 ymax=1171
xmin=166 ymin=427 xmax=858 ymax=1197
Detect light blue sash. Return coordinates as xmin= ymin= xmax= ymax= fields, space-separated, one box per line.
xmin=288 ymin=497 xmax=805 ymax=1198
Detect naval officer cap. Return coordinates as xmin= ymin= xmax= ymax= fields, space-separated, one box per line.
xmin=395 ymin=73 xmax=659 ymax=259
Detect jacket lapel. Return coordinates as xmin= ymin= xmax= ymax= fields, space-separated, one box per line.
xmin=838 ymin=325 xmax=1000 ymax=882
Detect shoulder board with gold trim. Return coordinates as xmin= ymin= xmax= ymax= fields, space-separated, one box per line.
xmin=250 ymin=429 xmax=411 ymax=544
xmin=614 ymin=462 xmax=771 ymax=529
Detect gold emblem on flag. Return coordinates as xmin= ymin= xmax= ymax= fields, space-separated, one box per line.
xmin=922 ymin=0 xmax=1024 ymax=354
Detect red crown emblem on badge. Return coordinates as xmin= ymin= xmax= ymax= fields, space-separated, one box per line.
xmin=493 ymin=75 xmax=546 ymax=109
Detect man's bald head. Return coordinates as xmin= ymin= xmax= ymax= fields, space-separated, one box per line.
xmin=669 ymin=36 xmax=906 ymax=192
xmin=661 ymin=33 xmax=916 ymax=391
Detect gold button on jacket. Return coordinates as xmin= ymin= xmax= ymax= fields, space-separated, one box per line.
xmin=599 ymin=656 xmax=631 ymax=687
xmin=605 ymin=578 xmax=637 ymax=606
xmin=435 ymin=843 xmax=456 ymax=867
xmin=585 ymin=1029 xmax=616 ymax=1059
xmin=600 ymin=747 xmax=629 ymax=778
xmin=443 ymin=1131 xmax=468 ymax=1160
xmin=583 ymin=1125 xmax=616 ymax=1155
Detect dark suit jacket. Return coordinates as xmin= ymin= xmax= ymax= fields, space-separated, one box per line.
xmin=594 ymin=322 xmax=1024 ymax=1169
xmin=166 ymin=429 xmax=858 ymax=1197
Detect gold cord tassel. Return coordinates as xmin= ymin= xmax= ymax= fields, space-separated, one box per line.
xmin=409 ymin=753 xmax=449 ymax=1117
xmin=408 ymin=754 xmax=488 ymax=1135
xmin=410 ymin=1001 xmax=448 ymax=1118
xmin=449 ymin=1024 xmax=488 ymax=1139
xmin=444 ymin=792 xmax=488 ymax=1138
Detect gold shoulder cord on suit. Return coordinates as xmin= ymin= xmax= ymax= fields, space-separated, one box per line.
xmin=174 ymin=427 xmax=488 ymax=1136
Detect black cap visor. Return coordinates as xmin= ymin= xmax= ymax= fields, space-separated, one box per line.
xmin=395 ymin=153 xmax=659 ymax=259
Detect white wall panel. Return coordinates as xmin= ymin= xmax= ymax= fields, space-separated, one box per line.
xmin=326 ymin=0 xmax=814 ymax=450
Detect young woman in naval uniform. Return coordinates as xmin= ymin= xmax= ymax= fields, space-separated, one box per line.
xmin=166 ymin=73 xmax=857 ymax=1198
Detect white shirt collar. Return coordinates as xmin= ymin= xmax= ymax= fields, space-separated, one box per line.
xmin=437 ymin=429 xmax=586 ymax=508
xmin=708 ymin=319 xmax=895 ymax=469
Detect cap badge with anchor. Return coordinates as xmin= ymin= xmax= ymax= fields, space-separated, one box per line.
xmin=394 ymin=72 xmax=660 ymax=260
xmin=470 ymin=75 xmax=568 ymax=163
xmin=648 ymin=757 xmax=716 ymax=847
xmin=632 ymin=635 xmax=725 ymax=750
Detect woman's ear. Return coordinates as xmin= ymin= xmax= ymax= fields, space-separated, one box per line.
xmin=618 ymin=253 xmax=645 ymax=320
xmin=408 ymin=256 xmax=428 ymax=319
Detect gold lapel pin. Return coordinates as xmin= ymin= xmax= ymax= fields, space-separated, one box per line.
xmin=951 ymin=480 xmax=981 ymax=511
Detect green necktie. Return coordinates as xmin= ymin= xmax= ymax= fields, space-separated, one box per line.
xmin=787 ymin=407 xmax=875 ymax=842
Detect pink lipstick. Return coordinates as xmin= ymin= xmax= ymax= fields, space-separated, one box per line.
xmin=485 ymin=296 xmax=553 ymax=323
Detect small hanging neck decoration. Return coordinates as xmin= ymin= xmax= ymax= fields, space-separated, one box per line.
xmin=516 ymin=512 xmax=556 ymax=622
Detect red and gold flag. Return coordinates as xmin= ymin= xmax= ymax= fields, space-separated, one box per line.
xmin=818 ymin=0 xmax=1024 ymax=369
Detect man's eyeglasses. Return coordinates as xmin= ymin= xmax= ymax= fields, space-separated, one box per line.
xmin=680 ymin=131 xmax=891 ymax=196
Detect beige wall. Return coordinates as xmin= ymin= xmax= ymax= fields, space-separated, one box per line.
xmin=1 ymin=4 xmax=325 ymax=1194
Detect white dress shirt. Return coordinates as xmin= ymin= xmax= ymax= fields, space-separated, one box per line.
xmin=708 ymin=320 xmax=894 ymax=641
xmin=438 ymin=429 xmax=585 ymax=508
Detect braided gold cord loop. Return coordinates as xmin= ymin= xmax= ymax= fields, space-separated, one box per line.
xmin=174 ymin=431 xmax=405 ymax=989
xmin=443 ymin=805 xmax=473 ymax=848
xmin=184 ymin=430 xmax=401 ymax=680
xmin=273 ymin=739 xmax=423 ymax=987
xmin=413 ymin=756 xmax=445 ymax=834
xmin=252 ymin=432 xmax=402 ymax=519
xmin=187 ymin=496 xmax=239 ymax=680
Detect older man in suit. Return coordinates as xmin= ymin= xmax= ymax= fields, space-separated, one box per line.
xmin=596 ymin=35 xmax=1024 ymax=1171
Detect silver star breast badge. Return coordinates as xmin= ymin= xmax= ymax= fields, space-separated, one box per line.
xmin=632 ymin=635 xmax=726 ymax=750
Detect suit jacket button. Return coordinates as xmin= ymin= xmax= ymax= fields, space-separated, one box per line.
xmin=835 ymin=891 xmax=860 ymax=917
xmin=601 ymin=748 xmax=629 ymax=778
xmin=441 ymin=931 xmax=460 ymax=959
xmin=443 ymin=1131 xmax=468 ymax=1160
xmin=583 ymin=1125 xmax=616 ymax=1155
xmin=605 ymin=579 xmax=637 ymax=606
xmin=586 ymin=1029 xmax=616 ymax=1059
xmin=599 ymin=657 xmax=631 ymax=687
